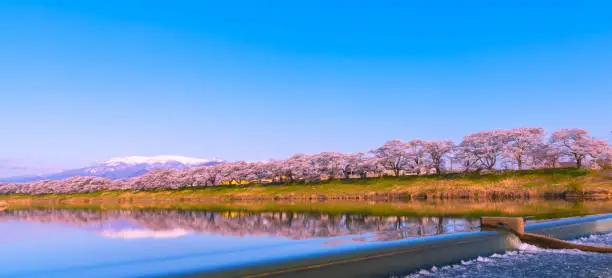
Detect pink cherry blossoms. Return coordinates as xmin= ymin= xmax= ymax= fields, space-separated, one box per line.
xmin=0 ymin=127 xmax=609 ymax=195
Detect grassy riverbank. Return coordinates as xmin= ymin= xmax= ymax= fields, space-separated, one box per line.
xmin=1 ymin=169 xmax=611 ymax=206
xmin=3 ymin=199 xmax=612 ymax=220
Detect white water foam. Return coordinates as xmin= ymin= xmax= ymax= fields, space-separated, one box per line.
xmin=405 ymin=232 xmax=612 ymax=278
xmin=573 ymin=232 xmax=612 ymax=244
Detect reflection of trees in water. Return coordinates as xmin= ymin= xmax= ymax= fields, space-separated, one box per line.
xmin=0 ymin=209 xmax=480 ymax=241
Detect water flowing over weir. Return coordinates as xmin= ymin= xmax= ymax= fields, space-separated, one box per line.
xmin=191 ymin=214 xmax=612 ymax=278
xmin=405 ymin=233 xmax=612 ymax=278
xmin=482 ymin=216 xmax=612 ymax=253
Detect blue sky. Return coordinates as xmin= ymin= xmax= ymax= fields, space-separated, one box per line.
xmin=1 ymin=1 xmax=611 ymax=176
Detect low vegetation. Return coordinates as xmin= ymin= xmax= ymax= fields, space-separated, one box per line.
xmin=2 ymin=169 xmax=611 ymax=206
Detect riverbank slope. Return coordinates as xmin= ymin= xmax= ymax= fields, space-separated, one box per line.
xmin=1 ymin=169 xmax=611 ymax=205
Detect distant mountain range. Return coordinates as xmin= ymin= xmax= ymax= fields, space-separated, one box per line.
xmin=0 ymin=156 xmax=224 ymax=183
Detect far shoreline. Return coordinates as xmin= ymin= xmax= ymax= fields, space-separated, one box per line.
xmin=2 ymin=168 xmax=611 ymax=205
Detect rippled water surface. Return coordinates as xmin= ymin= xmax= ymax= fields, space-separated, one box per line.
xmin=406 ymin=233 xmax=612 ymax=278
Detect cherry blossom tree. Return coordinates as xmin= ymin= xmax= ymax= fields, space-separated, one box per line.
xmin=248 ymin=162 xmax=270 ymax=184
xmin=265 ymin=160 xmax=285 ymax=183
xmin=502 ymin=127 xmax=545 ymax=170
xmin=361 ymin=156 xmax=386 ymax=178
xmin=221 ymin=161 xmax=250 ymax=185
xmin=454 ymin=144 xmax=480 ymax=172
xmin=406 ymin=139 xmax=427 ymax=174
xmin=130 ymin=168 xmax=186 ymax=190
xmin=338 ymin=153 xmax=361 ymax=179
xmin=423 ymin=140 xmax=454 ymax=174
xmin=596 ymin=147 xmax=612 ymax=169
xmin=550 ymin=128 xmax=609 ymax=168
xmin=530 ymin=144 xmax=563 ymax=169
xmin=372 ymin=140 xmax=409 ymax=176
xmin=458 ymin=130 xmax=511 ymax=170
xmin=206 ymin=165 xmax=224 ymax=186
xmin=284 ymin=154 xmax=310 ymax=182
xmin=310 ymin=152 xmax=344 ymax=179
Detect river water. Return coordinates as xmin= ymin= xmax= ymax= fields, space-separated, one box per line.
xmin=0 ymin=208 xmax=481 ymax=277
xmin=405 ymin=233 xmax=612 ymax=278
xmin=0 ymin=203 xmax=611 ymax=277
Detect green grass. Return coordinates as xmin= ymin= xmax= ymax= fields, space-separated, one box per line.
xmin=4 ymin=198 xmax=612 ymax=220
xmin=1 ymin=168 xmax=610 ymax=202
xmin=2 ymin=168 xmax=611 ymax=220
xmin=522 ymin=182 xmax=545 ymax=188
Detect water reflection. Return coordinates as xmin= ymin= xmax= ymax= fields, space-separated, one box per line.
xmin=0 ymin=209 xmax=480 ymax=241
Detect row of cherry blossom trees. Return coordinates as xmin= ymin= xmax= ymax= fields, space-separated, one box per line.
xmin=0 ymin=127 xmax=610 ymax=194
xmin=373 ymin=127 xmax=610 ymax=173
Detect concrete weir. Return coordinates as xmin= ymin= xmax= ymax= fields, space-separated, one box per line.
xmin=191 ymin=214 xmax=612 ymax=278
xmin=482 ymin=216 xmax=612 ymax=253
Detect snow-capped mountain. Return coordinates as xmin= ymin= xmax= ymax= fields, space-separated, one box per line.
xmin=0 ymin=156 xmax=224 ymax=183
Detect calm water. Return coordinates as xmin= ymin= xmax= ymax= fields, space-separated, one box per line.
xmin=0 ymin=208 xmax=479 ymax=277
xmin=0 ymin=206 xmax=611 ymax=277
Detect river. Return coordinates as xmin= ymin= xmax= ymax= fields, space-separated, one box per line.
xmin=405 ymin=233 xmax=612 ymax=278
xmin=0 ymin=200 xmax=611 ymax=277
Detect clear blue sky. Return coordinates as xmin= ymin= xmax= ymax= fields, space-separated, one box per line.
xmin=1 ymin=1 xmax=611 ymax=176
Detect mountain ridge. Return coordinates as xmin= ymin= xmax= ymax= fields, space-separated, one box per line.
xmin=0 ymin=156 xmax=224 ymax=183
